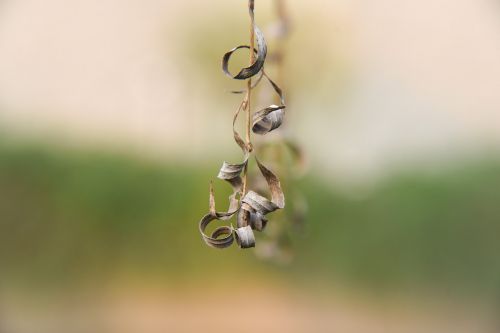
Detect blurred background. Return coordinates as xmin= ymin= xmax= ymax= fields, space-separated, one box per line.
xmin=1 ymin=0 xmax=500 ymax=332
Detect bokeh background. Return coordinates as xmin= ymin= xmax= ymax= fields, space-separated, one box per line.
xmin=1 ymin=0 xmax=500 ymax=332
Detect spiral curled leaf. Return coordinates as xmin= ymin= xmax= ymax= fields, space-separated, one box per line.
xmin=252 ymin=105 xmax=285 ymax=135
xmin=238 ymin=158 xmax=285 ymax=232
xmin=242 ymin=191 xmax=280 ymax=215
xmin=217 ymin=158 xmax=248 ymax=212
xmin=199 ymin=213 xmax=235 ymax=249
xmin=252 ymin=73 xmax=286 ymax=135
xmin=237 ymin=208 xmax=268 ymax=231
xmin=222 ymin=1 xmax=267 ymax=80
xmin=235 ymin=225 xmax=256 ymax=248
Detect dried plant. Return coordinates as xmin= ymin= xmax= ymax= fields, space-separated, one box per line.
xmin=198 ymin=0 xmax=296 ymax=250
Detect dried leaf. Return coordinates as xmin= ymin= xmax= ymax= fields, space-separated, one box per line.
xmin=235 ymin=225 xmax=256 ymax=248
xmin=237 ymin=157 xmax=285 ymax=232
xmin=209 ymin=181 xmax=216 ymax=217
xmin=256 ymin=157 xmax=285 ymax=209
xmin=199 ymin=214 xmax=235 ymax=249
xmin=251 ymin=72 xmax=286 ymax=135
xmin=217 ymin=158 xmax=248 ymax=213
xmin=221 ymin=1 xmax=267 ymax=80
xmin=252 ymin=105 xmax=285 ymax=135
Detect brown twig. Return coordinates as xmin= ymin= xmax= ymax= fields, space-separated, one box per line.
xmin=242 ymin=0 xmax=256 ymax=197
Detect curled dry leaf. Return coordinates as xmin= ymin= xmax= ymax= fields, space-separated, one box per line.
xmin=217 ymin=158 xmax=248 ymax=212
xmin=199 ymin=214 xmax=235 ymax=249
xmin=235 ymin=225 xmax=256 ymax=248
xmin=251 ymin=72 xmax=286 ymax=135
xmin=222 ymin=0 xmax=267 ymax=80
xmin=252 ymin=104 xmax=285 ymax=135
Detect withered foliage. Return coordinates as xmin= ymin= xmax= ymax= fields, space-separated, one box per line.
xmin=198 ymin=0 xmax=304 ymax=252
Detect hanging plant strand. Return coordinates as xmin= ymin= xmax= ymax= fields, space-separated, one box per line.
xmin=198 ymin=0 xmax=288 ymax=250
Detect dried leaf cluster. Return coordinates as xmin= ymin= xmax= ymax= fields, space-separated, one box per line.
xmin=198 ymin=0 xmax=291 ymax=250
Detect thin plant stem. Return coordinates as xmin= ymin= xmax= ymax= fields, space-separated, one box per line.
xmin=242 ymin=0 xmax=256 ymax=197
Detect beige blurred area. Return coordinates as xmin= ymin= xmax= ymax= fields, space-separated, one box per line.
xmin=1 ymin=283 xmax=497 ymax=333
xmin=1 ymin=0 xmax=499 ymax=181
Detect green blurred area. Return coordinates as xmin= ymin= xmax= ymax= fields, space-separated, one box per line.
xmin=0 ymin=141 xmax=499 ymax=299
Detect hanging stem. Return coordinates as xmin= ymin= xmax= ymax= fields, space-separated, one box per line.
xmin=242 ymin=0 xmax=256 ymax=196
xmin=246 ymin=2 xmax=255 ymax=148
